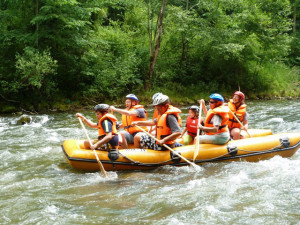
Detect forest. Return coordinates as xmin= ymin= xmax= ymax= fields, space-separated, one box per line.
xmin=0 ymin=0 xmax=299 ymax=113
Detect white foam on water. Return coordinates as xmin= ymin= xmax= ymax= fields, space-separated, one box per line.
xmin=77 ymin=171 xmax=119 ymax=185
xmin=187 ymin=178 xmax=206 ymax=189
xmin=46 ymin=132 xmax=60 ymax=142
xmin=44 ymin=205 xmax=59 ymax=214
xmin=0 ymin=171 xmax=17 ymax=183
xmin=41 ymin=146 xmax=52 ymax=153
xmin=268 ymin=117 xmax=284 ymax=123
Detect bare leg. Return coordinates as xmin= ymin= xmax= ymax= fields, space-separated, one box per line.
xmin=133 ymin=132 xmax=143 ymax=148
xmin=120 ymin=132 xmax=128 ymax=149
xmin=231 ymin=128 xmax=241 ymax=140
xmin=83 ymin=140 xmax=94 ymax=149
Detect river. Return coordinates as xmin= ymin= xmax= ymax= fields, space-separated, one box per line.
xmin=0 ymin=100 xmax=300 ymax=224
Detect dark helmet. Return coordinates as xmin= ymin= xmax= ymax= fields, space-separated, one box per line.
xmin=126 ymin=94 xmax=139 ymax=102
xmin=94 ymin=104 xmax=109 ymax=112
xmin=234 ymin=91 xmax=245 ymax=101
xmin=209 ymin=93 xmax=224 ymax=102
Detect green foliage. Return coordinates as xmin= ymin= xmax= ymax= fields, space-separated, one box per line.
xmin=15 ymin=47 xmax=57 ymax=96
xmin=0 ymin=0 xmax=299 ymax=112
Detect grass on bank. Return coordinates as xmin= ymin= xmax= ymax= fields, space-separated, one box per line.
xmin=1 ymin=62 xmax=299 ymax=113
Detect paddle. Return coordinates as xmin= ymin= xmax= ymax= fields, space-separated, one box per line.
xmin=78 ymin=117 xmax=108 ymax=178
xmin=135 ymin=125 xmax=200 ymax=170
xmin=228 ymin=109 xmax=251 ymax=137
xmin=193 ymin=101 xmax=203 ymax=162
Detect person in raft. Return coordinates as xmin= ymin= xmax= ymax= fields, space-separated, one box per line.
xmin=179 ymin=105 xmax=205 ymax=145
xmin=149 ymin=92 xmax=163 ymax=135
xmin=225 ymin=91 xmax=248 ymax=140
xmin=194 ymin=93 xmax=230 ymax=145
xmin=131 ymin=94 xmax=183 ymax=150
xmin=110 ymin=94 xmax=148 ymax=148
xmin=76 ymin=104 xmax=119 ymax=150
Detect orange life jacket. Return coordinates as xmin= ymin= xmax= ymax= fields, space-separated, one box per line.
xmin=228 ymin=99 xmax=247 ymax=129
xmin=98 ymin=114 xmax=118 ymax=136
xmin=156 ymin=105 xmax=182 ymax=145
xmin=121 ymin=105 xmax=148 ymax=134
xmin=152 ymin=109 xmax=159 ymax=120
xmin=186 ymin=116 xmax=198 ymax=137
xmin=204 ymin=105 xmax=229 ymax=135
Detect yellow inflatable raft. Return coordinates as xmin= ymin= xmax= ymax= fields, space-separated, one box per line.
xmin=61 ymin=131 xmax=300 ymax=172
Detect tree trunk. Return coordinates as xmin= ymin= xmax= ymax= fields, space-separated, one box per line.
xmin=35 ymin=0 xmax=39 ymax=47
xmin=293 ymin=4 xmax=297 ymax=33
xmin=145 ymin=0 xmax=167 ymax=90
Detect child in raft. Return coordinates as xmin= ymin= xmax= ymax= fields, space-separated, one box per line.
xmin=179 ymin=103 xmax=205 ymax=145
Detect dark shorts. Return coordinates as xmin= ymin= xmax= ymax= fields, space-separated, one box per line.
xmin=109 ymin=134 xmax=119 ymax=147
xmin=124 ymin=131 xmax=141 ymax=144
xmin=98 ymin=134 xmax=119 ymax=147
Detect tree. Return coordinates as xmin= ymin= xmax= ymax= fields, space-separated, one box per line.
xmin=146 ymin=0 xmax=168 ymax=90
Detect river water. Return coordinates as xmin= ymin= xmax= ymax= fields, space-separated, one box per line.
xmin=0 ymin=100 xmax=300 ymax=224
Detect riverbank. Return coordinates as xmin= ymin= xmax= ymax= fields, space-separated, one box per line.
xmin=1 ymin=92 xmax=300 ymax=114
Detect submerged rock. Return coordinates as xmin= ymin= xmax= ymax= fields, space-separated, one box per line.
xmin=16 ymin=115 xmax=32 ymax=125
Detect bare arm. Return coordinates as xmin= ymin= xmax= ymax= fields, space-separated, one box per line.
xmin=198 ymin=124 xmax=218 ymax=133
xmin=132 ymin=120 xmax=156 ymax=126
xmin=243 ymin=119 xmax=248 ymax=131
xmin=198 ymin=99 xmax=207 ymax=116
xmin=157 ymin=132 xmax=182 ymax=145
xmin=110 ymin=106 xmax=138 ymax=116
xmin=76 ymin=113 xmax=97 ymax=128
xmin=179 ymin=127 xmax=187 ymax=138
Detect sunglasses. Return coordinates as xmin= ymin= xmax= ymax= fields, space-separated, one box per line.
xmin=209 ymin=100 xmax=216 ymax=104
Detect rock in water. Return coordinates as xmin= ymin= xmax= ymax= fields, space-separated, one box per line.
xmin=17 ymin=115 xmax=31 ymax=125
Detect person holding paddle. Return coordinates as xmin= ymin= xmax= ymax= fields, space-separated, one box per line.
xmin=110 ymin=94 xmax=148 ymax=148
xmin=149 ymin=92 xmax=163 ymax=135
xmin=225 ymin=91 xmax=248 ymax=140
xmin=76 ymin=104 xmax=119 ymax=150
xmin=195 ymin=93 xmax=230 ymax=145
xmin=132 ymin=94 xmax=182 ymax=150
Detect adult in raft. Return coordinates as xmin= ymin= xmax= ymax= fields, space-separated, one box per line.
xmin=195 ymin=93 xmax=230 ymax=145
xmin=225 ymin=91 xmax=248 ymax=140
xmin=110 ymin=94 xmax=148 ymax=148
xmin=132 ymin=94 xmax=182 ymax=150
xmin=76 ymin=104 xmax=119 ymax=150
xmin=179 ymin=105 xmax=205 ymax=145
xmin=149 ymin=92 xmax=163 ymax=135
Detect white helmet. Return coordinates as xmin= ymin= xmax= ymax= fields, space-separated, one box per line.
xmin=153 ymin=94 xmax=169 ymax=106
xmin=152 ymin=92 xmax=163 ymax=101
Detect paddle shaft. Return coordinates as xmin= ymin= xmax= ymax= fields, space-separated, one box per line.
xmin=228 ymin=109 xmax=251 ymax=137
xmin=135 ymin=125 xmax=199 ymax=169
xmin=78 ymin=118 xmax=108 ymax=178
xmin=194 ymin=102 xmax=203 ymax=162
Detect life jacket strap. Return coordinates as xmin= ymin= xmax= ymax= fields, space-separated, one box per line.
xmin=218 ymin=125 xmax=227 ymax=130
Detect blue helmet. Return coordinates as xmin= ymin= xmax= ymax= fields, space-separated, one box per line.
xmin=209 ymin=93 xmax=224 ymax=102
xmin=126 ymin=94 xmax=139 ymax=102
